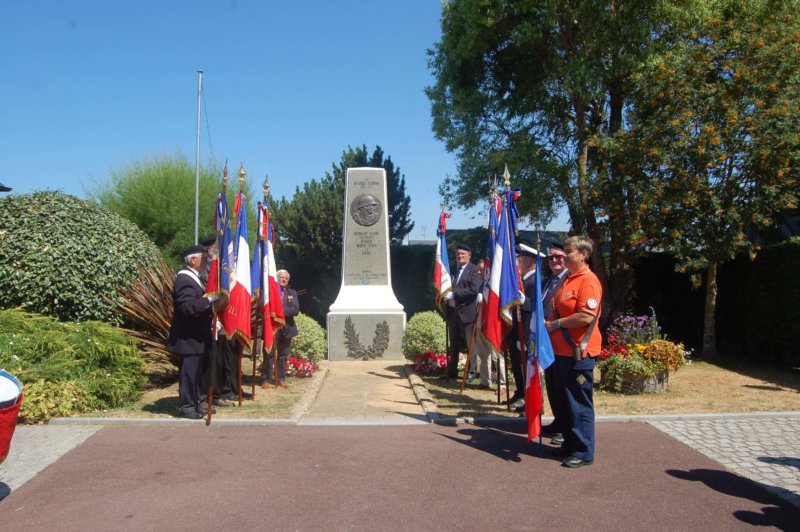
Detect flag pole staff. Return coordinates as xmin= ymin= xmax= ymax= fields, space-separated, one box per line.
xmin=194 ymin=69 xmax=203 ymax=245
xmin=236 ymin=163 xmax=246 ymax=407
xmin=440 ymin=203 xmax=451 ymax=383
xmin=536 ymin=230 xmax=544 ymax=456
xmin=507 ymin=165 xmax=528 ymax=414
xmin=252 ymin=175 xmax=270 ymax=399
xmin=206 ymin=163 xmax=227 ymax=426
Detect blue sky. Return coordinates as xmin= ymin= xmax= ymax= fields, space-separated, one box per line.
xmin=1 ymin=0 xmax=568 ymax=240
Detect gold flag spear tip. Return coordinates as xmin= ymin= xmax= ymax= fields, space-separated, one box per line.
xmin=503 ymin=164 xmax=511 ymax=187
xmin=263 ymin=174 xmax=270 ymax=197
xmin=238 ymin=163 xmax=246 ymax=188
xmin=222 ymin=160 xmax=229 ymax=192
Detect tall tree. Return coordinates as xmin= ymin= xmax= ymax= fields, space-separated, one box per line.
xmin=427 ymin=0 xmax=669 ymax=316
xmin=329 ymin=145 xmax=414 ymax=244
xmin=611 ymin=0 xmax=800 ymax=355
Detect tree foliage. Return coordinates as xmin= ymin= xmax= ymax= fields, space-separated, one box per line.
xmin=427 ymin=0 xmax=668 ymax=314
xmin=609 ymin=0 xmax=800 ymax=353
xmin=0 ymin=191 xmax=161 ymax=323
xmin=89 ymin=153 xmax=255 ymax=267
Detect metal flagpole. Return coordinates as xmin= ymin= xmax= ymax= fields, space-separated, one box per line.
xmin=194 ymin=69 xmax=203 ymax=245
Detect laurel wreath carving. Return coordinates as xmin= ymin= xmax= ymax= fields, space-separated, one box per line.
xmin=344 ymin=316 xmax=390 ymax=360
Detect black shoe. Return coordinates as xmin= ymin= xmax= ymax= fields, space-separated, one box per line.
xmin=222 ymin=392 xmax=238 ymax=401
xmin=504 ymin=393 xmax=523 ymax=406
xmin=550 ymin=434 xmax=565 ymax=445
xmin=198 ymin=407 xmax=217 ymax=415
xmin=511 ymin=398 xmax=525 ymax=410
xmin=213 ymin=398 xmax=233 ymax=407
xmin=562 ymin=456 xmax=593 ymax=468
xmin=175 ymin=409 xmax=203 ymax=420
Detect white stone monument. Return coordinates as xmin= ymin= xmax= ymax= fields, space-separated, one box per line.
xmin=327 ymin=167 xmax=406 ymax=360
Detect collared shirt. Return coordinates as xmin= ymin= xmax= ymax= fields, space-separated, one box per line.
xmin=548 ymin=265 xmax=602 ymax=357
xmin=455 ymin=264 xmax=466 ymax=285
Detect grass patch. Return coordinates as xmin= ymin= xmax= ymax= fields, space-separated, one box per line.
xmin=421 ymin=360 xmax=800 ymax=419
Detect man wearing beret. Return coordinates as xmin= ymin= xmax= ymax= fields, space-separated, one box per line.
xmin=441 ymin=244 xmax=482 ymax=380
xmin=167 ymin=245 xmax=220 ymax=419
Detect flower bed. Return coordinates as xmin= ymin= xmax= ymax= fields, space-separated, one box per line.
xmin=285 ymin=356 xmax=318 ymax=378
xmin=598 ymin=311 xmax=689 ymax=394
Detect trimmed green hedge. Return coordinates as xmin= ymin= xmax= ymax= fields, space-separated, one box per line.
xmin=402 ymin=310 xmax=447 ymax=360
xmin=292 ymin=313 xmax=326 ymax=363
xmin=0 ymin=308 xmax=147 ymax=422
xmin=0 ymin=191 xmax=161 ymax=323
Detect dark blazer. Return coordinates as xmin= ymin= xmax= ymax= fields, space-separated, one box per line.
xmin=450 ymin=262 xmax=482 ymax=325
xmin=520 ymin=271 xmax=538 ymax=341
xmin=278 ymin=286 xmax=299 ymax=339
xmin=167 ymin=269 xmax=213 ymax=355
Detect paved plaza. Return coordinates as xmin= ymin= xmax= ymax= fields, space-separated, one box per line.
xmin=0 ymin=361 xmax=798 ymax=530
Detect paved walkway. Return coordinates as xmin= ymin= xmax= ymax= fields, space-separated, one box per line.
xmin=1 ymin=361 xmax=799 ymax=521
xmin=301 ymin=360 xmax=428 ymax=425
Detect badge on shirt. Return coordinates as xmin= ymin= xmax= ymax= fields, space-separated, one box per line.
xmin=576 ymin=374 xmax=587 ymax=385
xmin=587 ymin=298 xmax=598 ymax=309
xmin=564 ymin=291 xmax=574 ymax=299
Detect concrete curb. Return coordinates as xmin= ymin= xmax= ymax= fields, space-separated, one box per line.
xmin=289 ymin=361 xmax=329 ymax=423
xmin=403 ymin=366 xmax=439 ymax=423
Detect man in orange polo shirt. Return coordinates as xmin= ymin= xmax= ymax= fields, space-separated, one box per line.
xmin=545 ymin=235 xmax=602 ymax=468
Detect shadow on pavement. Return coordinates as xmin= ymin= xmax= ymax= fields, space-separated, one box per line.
xmin=666 ymin=468 xmax=800 ymax=529
xmin=758 ymin=456 xmax=800 ymax=471
xmin=435 ymin=425 xmax=554 ymax=463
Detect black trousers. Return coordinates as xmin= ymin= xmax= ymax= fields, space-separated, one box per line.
xmin=506 ymin=326 xmax=526 ymax=398
xmin=178 ymin=353 xmax=201 ymax=414
xmin=447 ymin=317 xmax=473 ymax=379
xmin=264 ymin=334 xmax=292 ymax=381
xmin=201 ymin=337 xmax=237 ymax=399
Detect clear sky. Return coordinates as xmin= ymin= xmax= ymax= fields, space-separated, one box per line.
xmin=1 ymin=0 xmax=568 ymax=241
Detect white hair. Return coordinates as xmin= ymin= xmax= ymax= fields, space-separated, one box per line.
xmin=277 ymin=269 xmax=290 ymax=279
xmin=184 ymin=253 xmax=203 ymax=265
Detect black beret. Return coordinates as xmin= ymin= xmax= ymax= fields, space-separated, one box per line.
xmin=0 ymin=182 xmax=11 ymax=192
xmin=201 ymin=235 xmax=217 ymax=247
xmin=183 ymin=245 xmax=206 ymax=257
xmin=548 ymin=242 xmax=564 ymax=252
xmin=456 ymin=243 xmax=472 ymax=253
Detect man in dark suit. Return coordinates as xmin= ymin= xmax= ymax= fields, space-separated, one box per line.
xmin=262 ymin=269 xmax=300 ymax=388
xmin=167 ymin=245 xmax=218 ymax=419
xmin=441 ymin=244 xmax=482 ymax=380
xmin=541 ymin=241 xmax=569 ymax=440
xmin=506 ymin=242 xmax=545 ymax=410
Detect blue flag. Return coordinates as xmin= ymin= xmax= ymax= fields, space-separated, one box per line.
xmin=529 ymin=252 xmax=555 ymax=371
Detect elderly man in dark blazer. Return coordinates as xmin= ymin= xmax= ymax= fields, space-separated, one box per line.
xmin=167 ymin=245 xmax=218 ymax=419
xmin=441 ymin=244 xmax=482 ymax=380
xmin=262 ymin=269 xmax=299 ymax=388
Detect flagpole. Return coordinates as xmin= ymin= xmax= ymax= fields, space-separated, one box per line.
xmin=194 ymin=69 xmax=203 ymax=245
xmin=536 ymin=231 xmax=544 ymax=457
xmin=252 ymin=175 xmax=270 ymax=399
xmin=206 ymin=162 xmax=226 ymax=426
xmin=236 ymin=164 xmax=246 ymax=407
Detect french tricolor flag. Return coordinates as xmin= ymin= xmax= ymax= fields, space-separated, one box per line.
xmin=251 ymin=203 xmax=285 ymax=352
xmin=221 ymin=191 xmax=252 ymax=350
xmin=434 ymin=211 xmax=452 ymax=307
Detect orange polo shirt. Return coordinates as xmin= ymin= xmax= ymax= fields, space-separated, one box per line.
xmin=548 ymin=265 xmax=603 ymax=357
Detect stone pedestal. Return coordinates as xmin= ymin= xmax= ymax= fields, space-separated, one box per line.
xmin=327 ymin=168 xmax=406 ymax=360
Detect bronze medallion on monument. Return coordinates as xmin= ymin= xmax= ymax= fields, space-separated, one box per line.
xmin=349 ymin=193 xmax=382 ymax=227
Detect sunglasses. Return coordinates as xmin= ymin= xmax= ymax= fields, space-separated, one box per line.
xmin=548 ymin=255 xmax=565 ymax=261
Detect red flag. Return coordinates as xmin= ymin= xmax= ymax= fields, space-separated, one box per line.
xmin=525 ymin=356 xmax=543 ymax=441
xmin=220 ymin=192 xmax=252 ymax=350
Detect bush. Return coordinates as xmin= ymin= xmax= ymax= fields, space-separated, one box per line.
xmin=0 ymin=309 xmax=148 ymax=422
xmin=402 ymin=311 xmax=446 ymax=360
xmin=291 ymin=313 xmax=326 ymax=363
xmin=0 ymin=191 xmax=161 ymax=323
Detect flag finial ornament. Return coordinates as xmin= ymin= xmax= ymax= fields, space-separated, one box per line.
xmin=263 ymin=174 xmax=270 ymax=198
xmin=223 ymin=160 xmax=229 ymax=192
xmin=238 ymin=163 xmax=246 ymax=188
xmin=503 ymin=164 xmax=511 ymax=187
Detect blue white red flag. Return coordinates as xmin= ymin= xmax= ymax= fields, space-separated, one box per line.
xmin=481 ymin=191 xmax=523 ymax=350
xmin=220 ymin=192 xmax=252 ymax=349
xmin=251 ymin=203 xmax=285 ymax=352
xmin=525 ymin=252 xmax=555 ymax=441
xmin=205 ymin=192 xmax=232 ymax=301
xmin=434 ymin=211 xmax=452 ymax=307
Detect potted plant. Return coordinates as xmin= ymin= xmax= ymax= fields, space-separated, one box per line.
xmin=598 ymin=311 xmax=689 ymax=393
